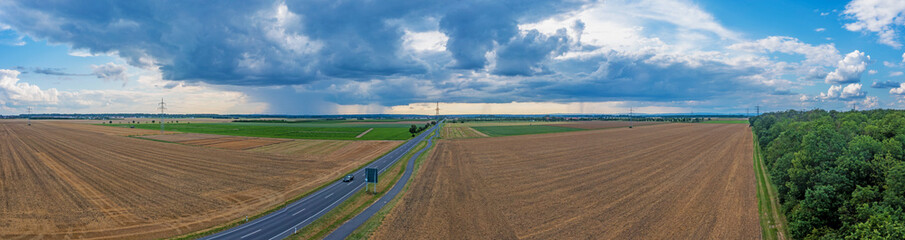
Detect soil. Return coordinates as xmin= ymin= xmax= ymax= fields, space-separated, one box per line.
xmin=373 ymin=123 xmax=759 ymax=239
xmin=0 ymin=120 xmax=384 ymax=239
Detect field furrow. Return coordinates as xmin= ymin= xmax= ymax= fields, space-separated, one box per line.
xmin=373 ymin=123 xmax=759 ymax=239
xmin=0 ymin=120 xmax=395 ymax=239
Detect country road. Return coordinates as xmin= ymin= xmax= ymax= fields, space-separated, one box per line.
xmin=201 ymin=121 xmax=442 ymax=240
xmin=323 ymin=122 xmax=441 ymax=240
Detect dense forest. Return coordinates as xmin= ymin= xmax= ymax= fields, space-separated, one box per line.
xmin=751 ymin=110 xmax=905 ymax=239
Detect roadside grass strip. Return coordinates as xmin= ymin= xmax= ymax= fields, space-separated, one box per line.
xmin=753 ymin=132 xmax=789 ymax=240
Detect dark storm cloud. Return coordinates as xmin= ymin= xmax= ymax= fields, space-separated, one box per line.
xmin=491 ymin=29 xmax=570 ymax=76
xmin=0 ymin=0 xmax=773 ymax=110
xmin=314 ymin=52 xmax=766 ymax=106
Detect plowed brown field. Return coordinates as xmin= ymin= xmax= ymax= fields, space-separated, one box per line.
xmin=43 ymin=121 xmax=174 ymax=136
xmin=250 ymin=139 xmax=401 ymax=167
xmin=0 ymin=120 xmax=383 ymax=239
xmin=374 ymin=123 xmax=758 ymax=239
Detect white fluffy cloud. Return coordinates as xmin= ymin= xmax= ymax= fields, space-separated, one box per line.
xmin=891 ymin=83 xmax=905 ymax=95
xmin=843 ymin=0 xmax=905 ymax=47
xmin=0 ymin=69 xmax=61 ymax=104
xmin=729 ymin=36 xmax=840 ymax=66
xmin=0 ymin=68 xmax=266 ymax=114
xmin=856 ymin=96 xmax=879 ymax=109
xmin=821 ymin=83 xmax=866 ymax=99
xmin=825 ymin=50 xmax=870 ymax=84
xmin=403 ymin=30 xmax=448 ymax=52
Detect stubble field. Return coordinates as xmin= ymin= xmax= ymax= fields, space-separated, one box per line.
xmin=373 ymin=123 xmax=759 ymax=239
xmin=0 ymin=120 xmax=396 ymax=239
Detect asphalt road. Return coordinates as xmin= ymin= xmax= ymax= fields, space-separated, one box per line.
xmin=201 ymin=121 xmax=441 ymax=240
xmin=323 ymin=122 xmax=440 ymax=240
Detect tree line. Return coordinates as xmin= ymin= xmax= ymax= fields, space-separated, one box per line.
xmin=409 ymin=121 xmax=436 ymax=136
xmin=751 ymin=109 xmax=905 ymax=239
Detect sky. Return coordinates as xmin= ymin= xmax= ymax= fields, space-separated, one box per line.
xmin=3 ymin=0 xmax=905 ymax=115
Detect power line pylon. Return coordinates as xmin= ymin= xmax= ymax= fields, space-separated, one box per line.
xmin=158 ymin=98 xmax=167 ymax=134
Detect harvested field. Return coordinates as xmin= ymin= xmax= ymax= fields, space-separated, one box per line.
xmin=0 ymin=120 xmax=381 ymax=239
xmin=250 ymin=139 xmax=402 ymax=170
xmin=201 ymin=138 xmax=291 ymax=150
xmin=374 ymin=123 xmax=758 ymax=239
xmin=555 ymin=120 xmax=663 ymax=129
xmin=139 ymin=133 xmax=225 ymax=142
xmin=441 ymin=123 xmax=488 ymax=139
xmin=43 ymin=121 xmax=174 ymax=136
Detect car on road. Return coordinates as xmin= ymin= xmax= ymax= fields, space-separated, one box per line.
xmin=342 ymin=175 xmax=354 ymax=182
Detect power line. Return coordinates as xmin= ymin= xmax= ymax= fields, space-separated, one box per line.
xmin=158 ymin=98 xmax=166 ymax=134
xmin=629 ymin=107 xmax=633 ymax=128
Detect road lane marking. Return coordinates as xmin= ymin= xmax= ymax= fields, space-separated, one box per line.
xmin=268 ymin=182 xmax=365 ymax=240
xmin=292 ymin=208 xmax=307 ymax=216
xmin=241 ymin=229 xmax=261 ymax=239
xmin=325 ymin=193 xmax=334 ymax=199
xmin=229 ymin=125 xmax=442 ymax=240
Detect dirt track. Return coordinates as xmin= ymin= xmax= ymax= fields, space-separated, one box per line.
xmin=374 ymin=123 xmax=759 ymax=239
xmin=0 ymin=120 xmax=385 ymax=239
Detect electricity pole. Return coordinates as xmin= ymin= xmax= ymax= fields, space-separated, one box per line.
xmin=27 ymin=107 xmax=32 ymax=126
xmin=756 ymin=105 xmax=760 ymax=116
xmin=629 ymin=107 xmax=633 ymax=128
xmin=158 ymin=98 xmax=166 ymax=134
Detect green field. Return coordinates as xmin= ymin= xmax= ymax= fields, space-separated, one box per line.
xmin=105 ymin=123 xmax=415 ymax=140
xmin=470 ymin=125 xmax=581 ymax=137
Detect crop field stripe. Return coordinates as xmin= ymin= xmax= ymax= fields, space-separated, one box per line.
xmin=355 ymin=128 xmax=374 ymax=138
xmin=752 ymin=132 xmax=789 ymax=240
xmin=470 ymin=125 xmax=581 ymax=137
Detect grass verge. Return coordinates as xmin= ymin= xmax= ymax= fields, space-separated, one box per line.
xmin=753 ymin=132 xmax=789 ymax=240
xmin=166 ymin=140 xmax=408 ymax=240
xmin=284 ymin=138 xmax=431 ymax=240
xmin=346 ymin=131 xmax=439 ymax=239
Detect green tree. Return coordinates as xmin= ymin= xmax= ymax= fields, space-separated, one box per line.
xmin=884 ymin=163 xmax=905 ymax=210
xmin=790 ymin=185 xmax=841 ymax=239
